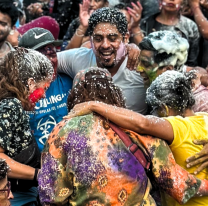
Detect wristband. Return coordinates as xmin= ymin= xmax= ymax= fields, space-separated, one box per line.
xmin=75 ymin=29 xmax=85 ymax=37
xmin=33 ymin=168 xmax=39 ymax=181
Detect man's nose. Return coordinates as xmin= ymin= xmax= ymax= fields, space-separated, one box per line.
xmin=101 ymin=38 xmax=111 ymax=48
xmin=8 ymin=191 xmax=14 ymax=199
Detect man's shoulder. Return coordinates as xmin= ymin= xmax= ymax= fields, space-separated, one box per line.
xmin=58 ymin=47 xmax=94 ymax=58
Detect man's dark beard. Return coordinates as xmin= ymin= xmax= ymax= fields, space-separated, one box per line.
xmin=101 ymin=62 xmax=115 ymax=69
xmin=0 ymin=31 xmax=9 ymax=45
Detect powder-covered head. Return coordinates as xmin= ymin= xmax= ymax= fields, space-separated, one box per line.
xmin=146 ymin=70 xmax=196 ymax=114
xmin=67 ymin=67 xmax=126 ymax=111
xmin=0 ymin=47 xmax=53 ymax=110
xmin=139 ymin=30 xmax=189 ymax=70
xmin=0 ymin=159 xmax=10 ymax=181
xmin=88 ymin=7 xmax=128 ymax=37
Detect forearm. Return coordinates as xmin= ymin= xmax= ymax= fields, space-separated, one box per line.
xmin=131 ymin=26 xmax=144 ymax=45
xmin=90 ymin=102 xmax=148 ymax=133
xmin=192 ymin=6 xmax=208 ymax=39
xmin=65 ymin=25 xmax=88 ymax=50
xmin=196 ymin=179 xmax=208 ymax=197
xmin=136 ymin=135 xmax=203 ymax=203
xmin=0 ymin=153 xmax=35 ymax=180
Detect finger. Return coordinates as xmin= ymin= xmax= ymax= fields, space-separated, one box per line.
xmin=127 ymin=7 xmax=137 ymax=15
xmin=127 ymin=54 xmax=133 ymax=69
xmin=136 ymin=1 xmax=143 ymax=10
xmin=79 ymin=4 xmax=83 ymax=14
xmin=129 ymin=50 xmax=139 ymax=70
xmin=186 ymin=152 xmax=205 ymax=163
xmin=193 ymin=139 xmax=208 ymax=145
xmin=193 ymin=161 xmax=208 ymax=175
xmin=187 ymin=155 xmax=208 ymax=168
xmin=131 ymin=2 xmax=141 ymax=13
xmin=127 ymin=9 xmax=138 ymax=21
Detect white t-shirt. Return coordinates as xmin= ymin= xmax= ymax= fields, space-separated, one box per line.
xmin=57 ymin=47 xmax=147 ymax=114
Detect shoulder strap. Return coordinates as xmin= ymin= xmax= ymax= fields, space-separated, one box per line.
xmin=109 ymin=122 xmax=150 ymax=170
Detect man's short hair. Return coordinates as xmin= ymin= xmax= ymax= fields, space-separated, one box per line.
xmin=0 ymin=0 xmax=19 ymax=27
xmin=0 ymin=159 xmax=9 ymax=181
xmin=88 ymin=7 xmax=128 ymax=36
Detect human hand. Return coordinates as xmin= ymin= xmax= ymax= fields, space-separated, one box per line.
xmin=186 ymin=139 xmax=208 ymax=174
xmin=63 ymin=102 xmax=93 ymax=119
xmin=200 ymin=0 xmax=208 ymax=10
xmin=127 ymin=1 xmax=143 ymax=29
xmin=79 ymin=0 xmax=92 ymax=28
xmin=27 ymin=3 xmax=43 ymax=16
xmin=126 ymin=43 xmax=140 ymax=70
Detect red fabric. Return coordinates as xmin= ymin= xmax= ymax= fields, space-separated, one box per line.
xmin=17 ymin=16 xmax=60 ymax=39
xmin=29 ymin=88 xmax=45 ymax=104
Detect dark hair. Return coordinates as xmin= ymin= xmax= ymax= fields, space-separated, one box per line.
xmin=0 ymin=47 xmax=53 ymax=110
xmin=146 ymin=70 xmax=196 ymax=115
xmin=139 ymin=39 xmax=172 ymax=65
xmin=114 ymin=2 xmax=127 ymax=10
xmin=88 ymin=7 xmax=128 ymax=36
xmin=0 ymin=0 xmax=19 ymax=27
xmin=67 ymin=69 xmax=126 ymax=111
xmin=0 ymin=159 xmax=9 ymax=181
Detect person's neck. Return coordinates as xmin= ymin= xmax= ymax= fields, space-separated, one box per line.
xmin=157 ymin=9 xmax=179 ymax=25
xmin=97 ymin=56 xmax=125 ymax=77
xmin=168 ymin=108 xmax=195 ymax=117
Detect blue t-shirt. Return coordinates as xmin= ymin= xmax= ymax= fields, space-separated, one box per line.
xmin=28 ymin=73 xmax=72 ymax=151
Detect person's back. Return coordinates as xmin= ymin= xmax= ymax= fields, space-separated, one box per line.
xmin=163 ymin=113 xmax=208 ymax=206
xmin=39 ymin=113 xmax=154 ymax=205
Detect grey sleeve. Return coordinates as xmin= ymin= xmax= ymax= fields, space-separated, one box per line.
xmin=57 ymin=50 xmax=76 ymax=78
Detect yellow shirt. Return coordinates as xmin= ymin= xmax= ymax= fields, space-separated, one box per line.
xmin=163 ymin=113 xmax=208 ymax=206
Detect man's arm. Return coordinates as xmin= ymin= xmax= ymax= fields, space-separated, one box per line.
xmin=132 ymin=134 xmax=208 ymax=204
xmin=189 ymin=0 xmax=208 ymax=39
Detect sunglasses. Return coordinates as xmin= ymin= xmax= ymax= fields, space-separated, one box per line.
xmin=0 ymin=181 xmax=11 ymax=197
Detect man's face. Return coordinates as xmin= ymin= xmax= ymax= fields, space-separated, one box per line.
xmin=92 ymin=22 xmax=128 ymax=69
xmin=37 ymin=44 xmax=58 ymax=79
xmin=89 ymin=0 xmax=108 ymax=12
xmin=0 ymin=12 xmax=12 ymax=43
xmin=137 ymin=50 xmax=159 ymax=87
xmin=0 ymin=178 xmax=13 ymax=206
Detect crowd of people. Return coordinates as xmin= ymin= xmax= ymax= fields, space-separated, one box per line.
xmin=1 ymin=0 xmax=208 ymax=205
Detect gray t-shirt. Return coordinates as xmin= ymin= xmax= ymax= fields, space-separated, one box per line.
xmin=57 ymin=47 xmax=147 ymax=114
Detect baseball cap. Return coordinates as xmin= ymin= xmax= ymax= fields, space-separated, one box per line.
xmin=18 ymin=27 xmax=62 ymax=50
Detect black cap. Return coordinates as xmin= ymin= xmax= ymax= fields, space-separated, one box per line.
xmin=18 ymin=27 xmax=62 ymax=50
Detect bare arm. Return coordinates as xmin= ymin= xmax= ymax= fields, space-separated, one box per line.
xmin=0 ymin=147 xmax=35 ymax=180
xmin=189 ymin=0 xmax=208 ymax=39
xmin=65 ymin=101 xmax=174 ymax=144
xmin=65 ymin=0 xmax=90 ymax=50
xmin=134 ymin=134 xmax=208 ymax=203
xmin=128 ymin=1 xmax=144 ymax=45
